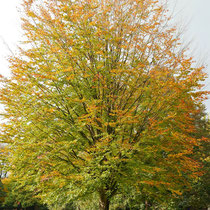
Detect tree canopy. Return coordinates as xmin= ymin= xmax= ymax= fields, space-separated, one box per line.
xmin=0 ymin=0 xmax=208 ymax=209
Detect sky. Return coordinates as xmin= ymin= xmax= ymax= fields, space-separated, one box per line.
xmin=0 ymin=0 xmax=209 ymax=113
xmin=168 ymin=0 xmax=210 ymax=113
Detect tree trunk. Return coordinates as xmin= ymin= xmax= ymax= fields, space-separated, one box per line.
xmin=145 ymin=200 xmax=148 ymax=210
xmin=99 ymin=189 xmax=110 ymax=210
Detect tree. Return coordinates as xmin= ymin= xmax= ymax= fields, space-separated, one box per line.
xmin=0 ymin=179 xmax=6 ymax=208
xmin=1 ymin=177 xmax=49 ymax=210
xmin=0 ymin=145 xmax=7 ymax=208
xmin=174 ymin=107 xmax=210 ymax=210
xmin=0 ymin=0 xmax=208 ymax=209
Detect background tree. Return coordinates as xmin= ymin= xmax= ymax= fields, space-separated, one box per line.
xmin=1 ymin=177 xmax=49 ymax=210
xmin=0 ymin=179 xmax=5 ymax=208
xmin=0 ymin=0 xmax=208 ymax=209
xmin=173 ymin=107 xmax=210 ymax=210
xmin=0 ymin=145 xmax=7 ymax=208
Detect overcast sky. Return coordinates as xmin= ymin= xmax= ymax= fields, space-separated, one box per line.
xmin=0 ymin=0 xmax=209 ymax=113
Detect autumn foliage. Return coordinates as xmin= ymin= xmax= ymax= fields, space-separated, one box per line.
xmin=0 ymin=0 xmax=208 ymax=209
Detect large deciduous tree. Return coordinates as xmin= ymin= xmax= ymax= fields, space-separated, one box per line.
xmin=0 ymin=0 xmax=208 ymax=209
